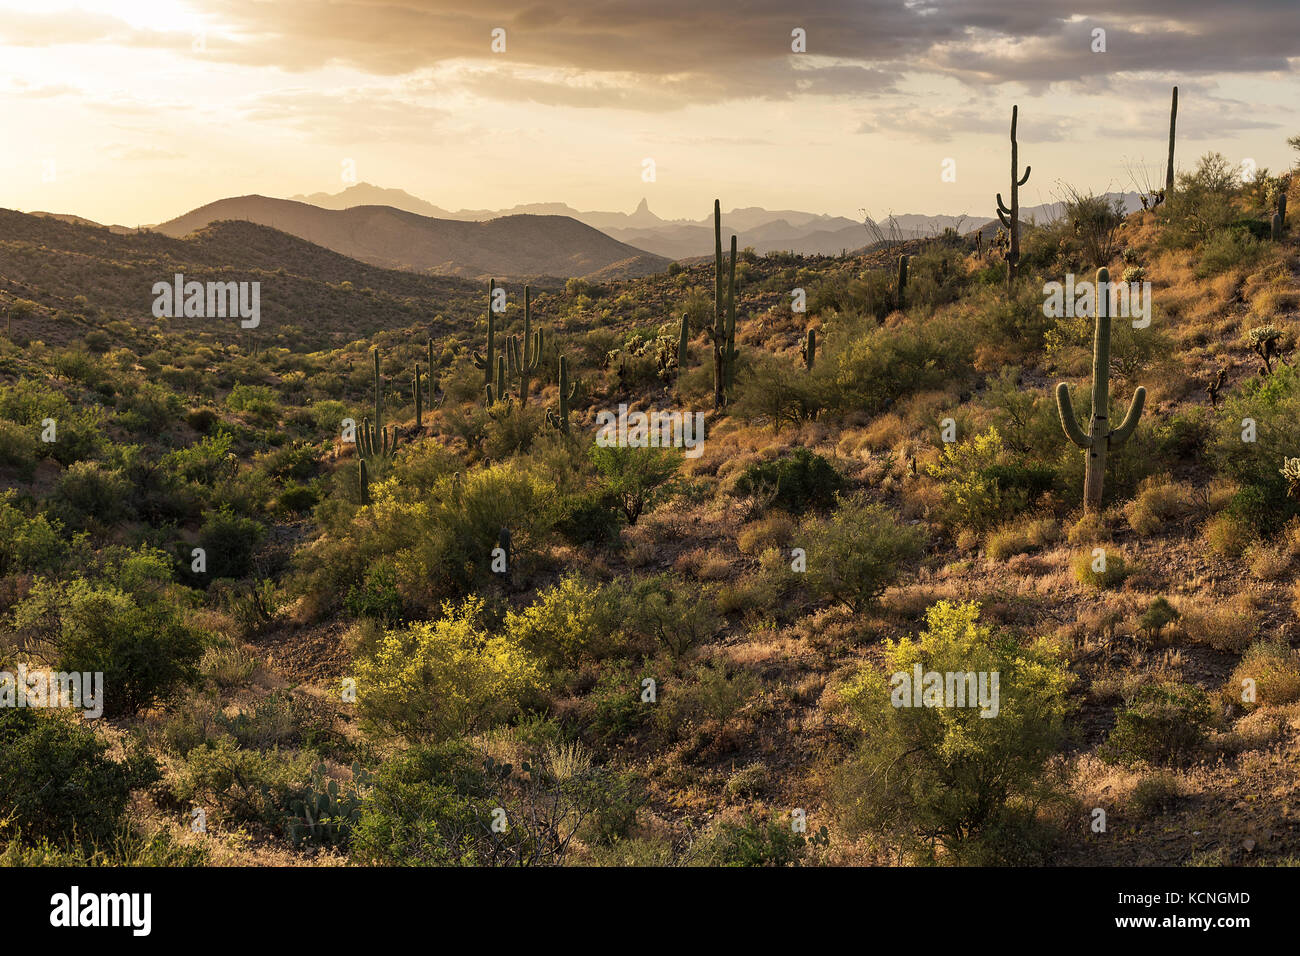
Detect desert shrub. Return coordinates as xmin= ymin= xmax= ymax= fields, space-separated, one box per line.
xmin=1162 ymin=152 xmax=1241 ymax=248
xmin=197 ymin=508 xmax=266 ymax=580
xmin=0 ymin=709 xmax=157 ymax=848
xmin=1128 ymin=773 xmax=1185 ymax=817
xmin=1124 ymin=473 xmax=1194 ymax=535
xmin=615 ymin=573 xmax=722 ymax=658
xmin=800 ymin=494 xmax=926 ymax=612
xmin=1211 ymin=367 xmax=1300 ymax=529
xmin=12 ymin=578 xmax=205 ymax=716
xmin=356 ymin=596 xmax=545 ymax=742
xmin=589 ymin=443 xmax=680 ymax=525
xmin=732 ymin=447 xmax=844 ymax=515
xmin=738 ymin=513 xmax=796 ymax=555
xmin=200 ymin=643 xmax=257 ymax=690
xmin=834 ymin=600 xmax=1073 ymax=863
xmin=343 ymin=560 xmax=405 ymax=625
xmin=985 ymin=516 xmax=1060 ymax=561
xmin=927 ymin=427 xmax=1053 ymax=530
xmin=1100 ymin=683 xmax=1213 ymax=766
xmin=505 ymin=574 xmax=622 ymax=670
xmin=48 ymin=461 xmax=132 ymax=531
xmin=0 ymin=419 xmax=39 ymax=477
xmin=652 ymin=659 xmax=759 ymax=736
xmin=555 ymin=488 xmax=622 ymax=545
xmin=1203 ymin=513 xmax=1254 ymax=559
xmin=696 ymin=814 xmax=816 ymax=867
xmin=170 ymin=736 xmax=316 ymax=827
xmin=1181 ymin=594 xmax=1260 ymax=653
xmin=729 ymin=352 xmax=835 ymax=428
xmin=1071 ymin=548 xmax=1128 ymax=589
xmin=352 ymin=739 xmax=637 ymax=867
xmin=0 ymin=491 xmax=66 ymax=577
xmin=1230 ymin=640 xmax=1300 ymax=710
xmin=1195 ymin=228 xmax=1265 ymax=278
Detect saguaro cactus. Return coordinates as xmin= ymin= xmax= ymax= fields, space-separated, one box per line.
xmin=995 ymin=105 xmax=1032 ymax=288
xmin=801 ymin=329 xmax=816 ymax=370
xmin=676 ymin=313 xmax=690 ymax=382
xmin=896 ymin=254 xmax=909 ymax=309
xmin=724 ymin=234 xmax=739 ymax=390
xmin=546 ymin=354 xmax=576 ymax=434
xmin=473 ymin=279 xmax=498 ymax=386
xmin=414 ymin=364 xmax=423 ymax=429
xmin=1165 ymin=86 xmax=1178 ymax=199
xmin=358 ymin=458 xmax=370 ymax=505
xmin=510 ymin=285 xmax=543 ymax=407
xmin=712 ymin=200 xmax=726 ymax=410
xmin=372 ymin=347 xmax=382 ymax=435
xmin=1055 ymin=267 xmax=1147 ymax=512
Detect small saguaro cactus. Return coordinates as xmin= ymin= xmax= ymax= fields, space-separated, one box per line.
xmin=1272 ymin=212 xmax=1283 ymax=242
xmin=1055 ymin=267 xmax=1147 ymax=512
xmin=358 ymin=458 xmax=370 ymax=505
xmin=896 ymin=254 xmax=909 ymax=309
xmin=414 ymin=364 xmax=423 ymax=429
xmin=546 ymin=354 xmax=576 ymax=434
xmin=801 ymin=329 xmax=816 ymax=370
xmin=473 ymin=278 xmax=498 ymax=386
xmin=995 ymin=105 xmax=1032 ymax=288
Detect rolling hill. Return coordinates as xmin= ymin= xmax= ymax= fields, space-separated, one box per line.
xmin=154 ymin=197 xmax=670 ymax=281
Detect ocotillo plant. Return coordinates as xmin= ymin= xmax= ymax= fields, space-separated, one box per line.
xmin=801 ymin=329 xmax=817 ymax=370
xmin=995 ymin=105 xmax=1031 ymax=287
xmin=473 ymin=278 xmax=498 ymax=386
xmin=1055 ymin=267 xmax=1147 ymax=512
xmin=546 ymin=354 xmax=576 ymax=434
xmin=1165 ymin=86 xmax=1178 ymax=198
xmin=897 ymin=254 xmax=909 ymax=309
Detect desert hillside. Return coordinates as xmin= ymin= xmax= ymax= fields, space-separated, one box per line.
xmin=3 ymin=131 xmax=1299 ymax=868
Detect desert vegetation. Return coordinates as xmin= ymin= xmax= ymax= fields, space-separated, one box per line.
xmin=3 ymin=115 xmax=1300 ymax=869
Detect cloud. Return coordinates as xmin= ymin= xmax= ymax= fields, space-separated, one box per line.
xmin=1 ymin=1 xmax=1296 ymax=110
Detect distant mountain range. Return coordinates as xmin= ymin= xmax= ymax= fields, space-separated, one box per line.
xmin=289 ymin=183 xmax=1148 ymax=259
xmin=154 ymin=196 xmax=670 ymax=282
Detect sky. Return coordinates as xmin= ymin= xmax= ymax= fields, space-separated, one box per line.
xmin=1 ymin=0 xmax=1297 ymax=226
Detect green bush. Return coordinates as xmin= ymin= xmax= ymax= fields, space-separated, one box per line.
xmin=0 ymin=709 xmax=158 ymax=848
xmin=169 ymin=736 xmax=316 ymax=827
xmin=732 ymin=447 xmax=844 ymax=515
xmin=697 ymin=814 xmax=817 ymax=867
xmin=12 ymin=578 xmax=205 ymax=716
xmin=356 ymin=596 xmax=545 ymax=742
xmin=49 ymin=461 xmax=132 ymax=531
xmin=1099 ymin=683 xmax=1213 ymax=766
xmin=589 ymin=443 xmax=680 ymax=525
xmin=799 ymin=494 xmax=926 ymax=612
xmin=834 ymin=600 xmax=1073 ymax=863
xmin=197 ymin=508 xmax=266 ymax=580
xmin=505 ymin=574 xmax=621 ymax=670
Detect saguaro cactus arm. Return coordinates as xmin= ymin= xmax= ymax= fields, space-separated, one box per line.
xmin=1109 ymin=387 xmax=1147 ymax=445
xmin=1055 ymin=383 xmax=1093 ymax=449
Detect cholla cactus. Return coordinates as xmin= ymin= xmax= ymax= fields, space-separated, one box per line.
xmin=1283 ymin=457 xmax=1300 ymax=499
xmin=1246 ymin=325 xmax=1287 ymax=375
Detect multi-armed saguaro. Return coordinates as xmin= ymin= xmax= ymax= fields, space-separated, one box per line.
xmin=1055 ymin=267 xmax=1147 ymax=512
xmin=995 ymin=105 xmax=1031 ymax=288
xmin=508 ymin=285 xmax=543 ymax=407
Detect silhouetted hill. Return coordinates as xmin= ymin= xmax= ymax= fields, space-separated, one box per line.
xmin=155 ymin=196 xmax=670 ymax=281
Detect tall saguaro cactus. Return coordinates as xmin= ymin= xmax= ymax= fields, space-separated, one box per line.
xmin=1055 ymin=268 xmax=1147 ymax=512
xmin=414 ymin=364 xmax=423 ymax=429
xmin=801 ymin=329 xmax=817 ymax=370
xmin=725 ymin=234 xmax=739 ymax=390
xmin=896 ymin=254 xmax=909 ymax=309
xmin=473 ymin=279 xmax=498 ymax=388
xmin=995 ymin=105 xmax=1031 ymax=288
xmin=509 ymin=285 xmax=543 ymax=407
xmin=676 ymin=313 xmax=690 ymax=383
xmin=710 ymin=201 xmax=741 ymax=408
xmin=546 ymin=354 xmax=576 ymax=434
xmin=372 ymin=347 xmax=382 ymax=436
xmin=1165 ymin=86 xmax=1178 ymax=199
